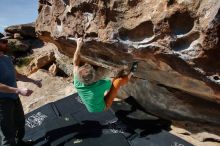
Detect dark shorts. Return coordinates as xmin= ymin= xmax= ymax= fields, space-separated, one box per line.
xmin=0 ymin=98 xmax=25 ymax=146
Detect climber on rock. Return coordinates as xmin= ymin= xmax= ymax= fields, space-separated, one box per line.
xmin=72 ymin=38 xmax=138 ymax=112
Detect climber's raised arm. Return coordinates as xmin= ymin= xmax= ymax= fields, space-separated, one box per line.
xmin=73 ymin=38 xmax=83 ymax=74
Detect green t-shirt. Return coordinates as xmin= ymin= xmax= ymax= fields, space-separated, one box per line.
xmin=73 ymin=74 xmax=112 ymax=112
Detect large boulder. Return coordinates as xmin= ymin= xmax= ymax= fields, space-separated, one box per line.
xmin=36 ymin=0 xmax=220 ymax=126
xmin=5 ymin=23 xmax=36 ymax=38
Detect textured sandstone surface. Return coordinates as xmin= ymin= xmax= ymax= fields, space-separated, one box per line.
xmin=36 ymin=0 xmax=220 ymax=128
xmin=18 ymin=69 xmax=76 ymax=113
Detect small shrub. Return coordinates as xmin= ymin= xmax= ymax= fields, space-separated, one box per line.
xmin=15 ymin=57 xmax=33 ymax=67
xmin=8 ymin=41 xmax=21 ymax=53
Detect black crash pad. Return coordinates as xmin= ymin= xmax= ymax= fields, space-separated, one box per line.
xmin=24 ymin=93 xmax=194 ymax=146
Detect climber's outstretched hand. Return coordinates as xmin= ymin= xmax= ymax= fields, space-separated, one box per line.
xmin=77 ymin=38 xmax=83 ymax=49
xmin=73 ymin=37 xmax=83 ymax=74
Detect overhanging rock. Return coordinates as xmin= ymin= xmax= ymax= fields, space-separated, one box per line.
xmin=36 ymin=0 xmax=220 ymax=125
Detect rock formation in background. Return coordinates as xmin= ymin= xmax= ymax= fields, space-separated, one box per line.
xmin=4 ymin=23 xmax=44 ymax=53
xmin=5 ymin=23 xmax=36 ymax=38
xmin=35 ymin=0 xmax=220 ymax=126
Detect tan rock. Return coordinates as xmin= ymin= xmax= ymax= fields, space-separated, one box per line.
xmin=35 ymin=0 xmax=220 ymax=126
xmin=28 ymin=50 xmax=55 ymax=74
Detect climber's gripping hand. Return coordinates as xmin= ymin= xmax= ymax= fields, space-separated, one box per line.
xmin=77 ymin=38 xmax=83 ymax=49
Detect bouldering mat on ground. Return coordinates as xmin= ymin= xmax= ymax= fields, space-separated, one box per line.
xmin=24 ymin=93 xmax=194 ymax=146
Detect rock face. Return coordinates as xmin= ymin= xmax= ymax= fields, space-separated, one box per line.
xmin=36 ymin=0 xmax=220 ymax=126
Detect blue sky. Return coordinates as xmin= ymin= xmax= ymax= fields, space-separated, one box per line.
xmin=0 ymin=0 xmax=38 ymax=33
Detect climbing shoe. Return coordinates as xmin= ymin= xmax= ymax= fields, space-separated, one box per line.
xmin=130 ymin=61 xmax=139 ymax=73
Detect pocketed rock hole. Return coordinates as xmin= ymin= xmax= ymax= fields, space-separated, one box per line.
xmin=69 ymin=2 xmax=97 ymax=14
xmin=55 ymin=18 xmax=63 ymax=33
xmin=169 ymin=12 xmax=194 ymax=36
xmin=213 ymin=75 xmax=220 ymax=80
xmin=56 ymin=18 xmax=61 ymax=25
xmin=39 ymin=0 xmax=52 ymax=6
xmin=192 ymin=25 xmax=220 ymax=75
xmin=171 ymin=32 xmax=200 ymax=51
xmin=42 ymin=63 xmax=68 ymax=77
xmin=128 ymin=0 xmax=140 ymax=7
xmin=85 ymin=32 xmax=98 ymax=38
xmin=167 ymin=0 xmax=176 ymax=6
xmin=119 ymin=21 xmax=154 ymax=42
